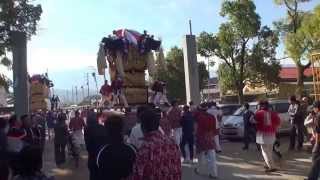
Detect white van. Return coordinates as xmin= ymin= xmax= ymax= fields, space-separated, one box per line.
xmin=221 ymin=100 xmax=291 ymax=139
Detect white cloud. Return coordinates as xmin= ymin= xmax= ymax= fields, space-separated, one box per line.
xmin=27 ymin=47 xmax=97 ymax=74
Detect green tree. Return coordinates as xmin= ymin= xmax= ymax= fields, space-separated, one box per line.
xmin=155 ymin=47 xmax=166 ymax=70
xmin=0 ymin=0 xmax=42 ymax=90
xmin=198 ymin=62 xmax=209 ymax=91
xmin=300 ymin=5 xmax=320 ymax=50
xmin=155 ymin=47 xmax=208 ymax=103
xmin=197 ymin=32 xmax=216 ymax=68
xmin=217 ymin=63 xmax=237 ymax=94
xmin=273 ymin=0 xmax=313 ymax=97
xmin=197 ymin=0 xmax=280 ymax=103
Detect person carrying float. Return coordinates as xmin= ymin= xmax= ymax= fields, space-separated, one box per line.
xmin=111 ymin=76 xmax=128 ymax=108
xmin=151 ymin=80 xmax=169 ymax=106
xmin=99 ymin=80 xmax=113 ymax=107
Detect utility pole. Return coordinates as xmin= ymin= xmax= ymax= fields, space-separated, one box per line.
xmin=71 ymin=86 xmax=74 ymax=104
xmin=66 ymin=90 xmax=69 ymax=103
xmin=207 ymin=57 xmax=210 ymax=100
xmin=92 ymin=72 xmax=98 ymax=95
xmin=81 ymin=86 xmax=84 ymax=100
xmin=11 ymin=31 xmax=29 ymax=117
xmin=75 ymin=86 xmax=78 ymax=104
xmin=87 ymin=73 xmax=90 ymax=97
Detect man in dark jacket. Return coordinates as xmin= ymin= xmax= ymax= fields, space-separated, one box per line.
xmin=54 ymin=114 xmax=69 ymax=167
xmin=21 ymin=115 xmax=35 ymax=146
xmin=46 ymin=111 xmax=55 ymax=140
xmin=84 ymin=110 xmax=107 ymax=180
xmin=242 ymin=103 xmax=257 ymax=150
xmin=36 ymin=113 xmax=47 ymax=154
xmin=288 ymin=95 xmax=304 ymax=150
xmin=96 ymin=115 xmax=136 ymax=180
xmin=180 ymin=105 xmax=195 ymax=163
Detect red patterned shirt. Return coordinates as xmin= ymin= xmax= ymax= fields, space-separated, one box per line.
xmin=194 ymin=111 xmax=216 ymax=153
xmin=160 ymin=113 xmax=171 ymax=136
xmin=100 ymin=84 xmax=112 ymax=96
xmin=130 ymin=130 xmax=181 ymax=180
xmin=69 ymin=117 xmax=85 ymax=131
xmin=167 ymin=107 xmax=182 ymax=129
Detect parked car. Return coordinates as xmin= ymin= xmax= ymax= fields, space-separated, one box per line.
xmin=217 ymin=104 xmax=241 ymax=122
xmin=221 ymin=100 xmax=290 ymax=139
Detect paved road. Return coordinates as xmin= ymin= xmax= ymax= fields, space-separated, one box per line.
xmin=43 ymin=137 xmax=313 ymax=180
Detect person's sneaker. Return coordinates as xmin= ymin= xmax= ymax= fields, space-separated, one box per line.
xmin=194 ymin=168 xmax=200 ymax=175
xmin=209 ymin=174 xmax=218 ymax=179
xmin=242 ymin=146 xmax=249 ymax=150
xmin=183 ymin=159 xmax=191 ymax=164
xmin=274 ymin=151 xmax=282 ymax=159
xmin=265 ymin=168 xmax=277 ymax=173
xmin=187 ymin=159 xmax=193 ymax=164
xmin=288 ymin=147 xmax=295 ymax=151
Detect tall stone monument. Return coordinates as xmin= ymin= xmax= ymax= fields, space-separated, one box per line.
xmin=182 ymin=23 xmax=201 ymax=105
xmin=11 ymin=31 xmax=29 ymax=117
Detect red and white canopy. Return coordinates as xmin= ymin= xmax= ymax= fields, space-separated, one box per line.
xmin=114 ymin=29 xmax=142 ymax=46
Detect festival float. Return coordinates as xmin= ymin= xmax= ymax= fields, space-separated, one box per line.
xmin=30 ymin=74 xmax=53 ymax=111
xmin=97 ymin=29 xmax=162 ymax=107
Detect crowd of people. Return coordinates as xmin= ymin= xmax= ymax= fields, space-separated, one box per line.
xmin=0 ymin=111 xmax=50 ymax=180
xmin=241 ymin=96 xmax=320 ymax=179
xmin=0 ymin=95 xmax=319 ymax=180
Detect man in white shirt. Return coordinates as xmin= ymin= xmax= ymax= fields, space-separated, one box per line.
xmin=207 ymin=102 xmax=222 ymax=152
xmin=288 ymin=95 xmax=304 ymax=150
xmin=128 ymin=106 xmax=164 ymax=149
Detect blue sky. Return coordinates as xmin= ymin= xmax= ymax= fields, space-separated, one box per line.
xmin=25 ymin=0 xmax=319 ymax=91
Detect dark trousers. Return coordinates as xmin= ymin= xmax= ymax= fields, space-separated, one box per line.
xmin=243 ymin=126 xmax=258 ymax=149
xmin=40 ymin=139 xmax=45 ymax=154
xmin=180 ymin=134 xmax=194 ymax=160
xmin=289 ymin=124 xmax=304 ymax=150
xmin=307 ymin=152 xmax=320 ymax=180
xmin=88 ymin=162 xmax=99 ymax=180
xmin=0 ymin=161 xmax=9 ymax=180
xmin=8 ymin=152 xmax=20 ymax=176
xmin=273 ymin=134 xmax=282 ymax=159
xmin=54 ymin=143 xmax=66 ymax=165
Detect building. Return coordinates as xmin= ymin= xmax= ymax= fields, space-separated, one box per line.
xmin=201 ymin=77 xmax=220 ymax=101
xmin=242 ymin=66 xmax=314 ymax=98
xmin=203 ymin=66 xmax=314 ymax=102
xmin=278 ymin=66 xmax=313 ymax=97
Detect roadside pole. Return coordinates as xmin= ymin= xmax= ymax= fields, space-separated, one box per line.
xmin=11 ymin=31 xmax=29 ymax=117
